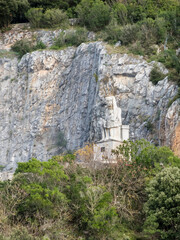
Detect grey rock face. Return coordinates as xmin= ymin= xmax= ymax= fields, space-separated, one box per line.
xmin=90 ymin=51 xmax=178 ymax=147
xmin=0 ymin=25 xmax=62 ymax=50
xmin=0 ymin=42 xmax=179 ymax=172
xmin=0 ymin=43 xmax=103 ymax=171
xmin=0 ymin=24 xmax=95 ymax=50
xmin=165 ymin=99 xmax=180 ymax=146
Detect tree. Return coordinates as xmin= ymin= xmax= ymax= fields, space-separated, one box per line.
xmin=42 ymin=8 xmax=68 ymax=28
xmin=112 ymin=2 xmax=127 ymax=25
xmin=11 ymin=158 xmax=68 ymax=222
xmin=65 ymin=171 xmax=117 ymax=239
xmin=76 ymin=0 xmax=111 ymax=31
xmin=0 ymin=0 xmax=18 ymax=28
xmin=0 ymin=0 xmax=30 ymax=28
xmin=112 ymin=139 xmax=180 ymax=169
xmin=28 ymin=0 xmax=80 ymax=10
xmin=25 ymin=8 xmax=43 ymax=28
xmin=144 ymin=167 xmax=180 ymax=239
xmin=13 ymin=0 xmax=30 ymax=23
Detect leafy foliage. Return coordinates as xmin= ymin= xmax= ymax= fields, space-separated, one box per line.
xmin=1 ymin=142 xmax=180 ymax=239
xmin=112 ymin=139 xmax=180 ymax=169
xmin=11 ymin=39 xmax=46 ymax=58
xmin=6 ymin=158 xmax=68 ymax=223
xmin=112 ymin=2 xmax=127 ymax=25
xmin=42 ymin=9 xmax=68 ymax=28
xmin=11 ymin=39 xmax=33 ymax=58
xmin=52 ymin=28 xmax=88 ymax=49
xmin=25 ymin=8 xmax=43 ymax=28
xmin=0 ymin=0 xmax=18 ymax=28
xmin=28 ymin=0 xmax=80 ymax=10
xmin=0 ymin=227 xmax=37 ymax=240
xmin=64 ymin=166 xmax=118 ymax=239
xmin=150 ymin=65 xmax=166 ymax=85
xmin=76 ymin=0 xmax=111 ymax=31
xmin=144 ymin=167 xmax=180 ymax=239
xmin=154 ymin=50 xmax=180 ymax=85
xmin=26 ymin=8 xmax=68 ymax=28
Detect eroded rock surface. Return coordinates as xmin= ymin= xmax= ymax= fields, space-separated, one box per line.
xmin=165 ymin=99 xmax=180 ymax=157
xmin=0 ymin=41 xmax=179 ymax=171
xmin=0 ymin=23 xmax=95 ymax=50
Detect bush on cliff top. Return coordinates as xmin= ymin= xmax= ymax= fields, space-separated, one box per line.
xmin=26 ymin=8 xmax=69 ymax=29
xmin=11 ymin=39 xmax=46 ymax=58
xmin=51 ymin=27 xmax=88 ymax=49
xmin=76 ymin=0 xmax=111 ymax=31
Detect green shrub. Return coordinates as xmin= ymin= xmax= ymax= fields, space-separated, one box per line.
xmin=13 ymin=0 xmax=30 ymax=23
xmin=9 ymin=227 xmax=36 ymax=240
xmin=129 ymin=41 xmax=145 ymax=56
xmin=25 ymin=8 xmax=43 ymax=28
xmin=149 ymin=65 xmax=166 ymax=85
xmin=117 ymin=24 xmax=140 ymax=45
xmin=126 ymin=2 xmax=145 ymax=23
xmin=11 ymin=39 xmax=33 ymax=58
xmin=112 ymin=3 xmax=127 ymax=25
xmin=0 ymin=0 xmax=29 ymax=29
xmin=11 ymin=39 xmax=46 ymax=58
xmin=0 ymin=227 xmax=37 ymax=240
xmin=94 ymin=157 xmax=147 ymax=228
xmin=144 ymin=167 xmax=180 ymax=240
xmin=113 ymin=139 xmax=180 ymax=170
xmin=76 ymin=0 xmax=111 ymax=31
xmin=154 ymin=17 xmax=168 ymax=43
xmin=52 ymin=28 xmax=88 ymax=48
xmin=104 ymin=23 xmax=139 ymax=45
xmin=103 ymin=23 xmax=122 ymax=43
xmin=64 ymin=28 xmax=88 ymax=46
xmin=126 ymin=0 xmax=179 ymax=23
xmin=41 ymin=8 xmax=69 ymax=28
xmin=137 ymin=18 xmax=166 ymax=47
xmin=150 ymin=49 xmax=180 ymax=85
xmin=28 ymin=0 xmax=72 ymax=11
xmin=0 ymin=165 xmax=4 ymax=171
xmin=159 ymin=50 xmax=180 ymax=72
xmin=10 ymin=158 xmax=68 ymax=221
xmin=66 ymin=172 xmax=117 ymax=239
xmin=34 ymin=40 xmax=46 ymax=50
xmin=158 ymin=9 xmax=180 ymax=37
xmin=26 ymin=8 xmax=69 ymax=29
xmin=138 ymin=17 xmax=168 ymax=48
xmin=145 ymin=120 xmax=154 ymax=132
xmin=56 ymin=130 xmax=67 ymax=149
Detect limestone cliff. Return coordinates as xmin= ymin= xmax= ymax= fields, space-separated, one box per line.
xmin=0 ymin=33 xmax=179 ymax=171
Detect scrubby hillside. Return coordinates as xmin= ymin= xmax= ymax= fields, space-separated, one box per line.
xmin=0 ymin=140 xmax=180 ymax=240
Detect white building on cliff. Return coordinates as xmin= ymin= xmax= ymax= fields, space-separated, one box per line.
xmin=94 ymin=96 xmax=129 ymax=162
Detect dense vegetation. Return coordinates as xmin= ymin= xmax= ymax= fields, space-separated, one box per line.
xmin=0 ymin=140 xmax=180 ymax=240
xmin=1 ymin=0 xmax=179 ymax=88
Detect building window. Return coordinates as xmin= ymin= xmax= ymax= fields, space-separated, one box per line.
xmin=101 ymin=147 xmax=105 ymax=152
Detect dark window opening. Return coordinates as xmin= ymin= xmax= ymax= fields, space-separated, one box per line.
xmin=101 ymin=147 xmax=105 ymax=152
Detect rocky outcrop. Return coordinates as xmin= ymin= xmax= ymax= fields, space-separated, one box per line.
xmin=0 ymin=23 xmax=95 ymax=50
xmin=165 ymin=99 xmax=180 ymax=157
xmin=0 ymin=24 xmax=63 ymax=50
xmin=0 ymin=40 xmax=179 ymax=172
xmin=90 ymin=52 xmax=178 ymax=147
xmin=172 ymin=122 xmax=180 ymax=157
